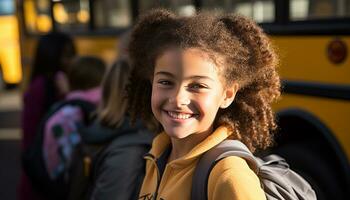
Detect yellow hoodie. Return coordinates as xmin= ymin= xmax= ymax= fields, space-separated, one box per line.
xmin=138 ymin=126 xmax=266 ymax=200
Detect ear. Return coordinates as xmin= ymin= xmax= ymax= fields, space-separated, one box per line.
xmin=220 ymin=83 xmax=239 ymax=109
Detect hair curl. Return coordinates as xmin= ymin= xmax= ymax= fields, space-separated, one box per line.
xmin=98 ymin=59 xmax=130 ymax=128
xmin=127 ymin=9 xmax=280 ymax=152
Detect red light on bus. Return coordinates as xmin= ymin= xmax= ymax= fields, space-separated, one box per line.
xmin=327 ymin=39 xmax=347 ymax=64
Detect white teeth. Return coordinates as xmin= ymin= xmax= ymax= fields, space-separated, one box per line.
xmin=168 ymin=111 xmax=192 ymax=119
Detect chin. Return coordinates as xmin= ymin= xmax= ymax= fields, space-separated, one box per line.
xmin=164 ymin=128 xmax=191 ymax=139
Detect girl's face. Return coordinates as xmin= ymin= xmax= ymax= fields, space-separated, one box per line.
xmin=151 ymin=48 xmax=237 ymax=139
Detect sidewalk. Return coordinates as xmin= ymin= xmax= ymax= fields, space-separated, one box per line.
xmin=0 ymin=89 xmax=22 ymax=111
xmin=0 ymin=89 xmax=21 ymax=200
xmin=0 ymin=89 xmax=21 ymax=140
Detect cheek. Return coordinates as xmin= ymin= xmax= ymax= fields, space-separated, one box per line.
xmin=199 ymin=96 xmax=214 ymax=108
xmin=151 ymin=86 xmax=163 ymax=114
xmin=196 ymin=92 xmax=223 ymax=116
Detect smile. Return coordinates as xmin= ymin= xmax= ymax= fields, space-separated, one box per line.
xmin=167 ymin=111 xmax=195 ymax=119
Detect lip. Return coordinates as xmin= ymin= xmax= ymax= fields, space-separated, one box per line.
xmin=163 ymin=110 xmax=198 ymax=123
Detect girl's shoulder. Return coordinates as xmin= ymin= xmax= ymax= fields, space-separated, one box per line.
xmin=207 ymin=156 xmax=265 ymax=200
xmin=26 ymin=76 xmax=46 ymax=93
xmin=209 ymin=156 xmax=255 ymax=180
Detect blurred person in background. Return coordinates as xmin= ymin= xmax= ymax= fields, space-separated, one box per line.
xmin=70 ymin=59 xmax=154 ymax=200
xmin=19 ymin=31 xmax=76 ymax=200
xmin=43 ymin=56 xmax=106 ymax=182
xmin=31 ymin=56 xmax=106 ymax=199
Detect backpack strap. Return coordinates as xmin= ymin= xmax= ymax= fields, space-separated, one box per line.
xmin=53 ymin=99 xmax=96 ymax=122
xmin=191 ymin=140 xmax=258 ymax=200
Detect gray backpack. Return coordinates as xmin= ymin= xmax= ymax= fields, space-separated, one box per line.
xmin=191 ymin=140 xmax=317 ymax=200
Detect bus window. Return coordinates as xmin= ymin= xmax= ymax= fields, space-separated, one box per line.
xmin=200 ymin=0 xmax=234 ymax=14
xmin=290 ymin=0 xmax=350 ymax=20
xmin=52 ymin=0 xmax=90 ymax=32
xmin=23 ymin=0 xmax=52 ymax=33
xmin=139 ymin=0 xmax=196 ymax=17
xmin=201 ymin=0 xmax=275 ymax=23
xmin=0 ymin=0 xmax=14 ymax=15
xmin=94 ymin=0 xmax=132 ymax=29
xmin=162 ymin=0 xmax=196 ymax=16
xmin=139 ymin=0 xmax=158 ymax=14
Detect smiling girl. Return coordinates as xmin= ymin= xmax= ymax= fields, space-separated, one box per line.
xmin=127 ymin=9 xmax=280 ymax=200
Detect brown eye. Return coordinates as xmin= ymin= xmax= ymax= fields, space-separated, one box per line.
xmin=158 ymin=80 xmax=173 ymax=86
xmin=188 ymin=83 xmax=208 ymax=90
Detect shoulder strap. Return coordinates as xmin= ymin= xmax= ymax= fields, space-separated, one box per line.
xmin=191 ymin=140 xmax=258 ymax=200
xmin=48 ymin=99 xmax=95 ymax=115
xmin=50 ymin=99 xmax=96 ymax=123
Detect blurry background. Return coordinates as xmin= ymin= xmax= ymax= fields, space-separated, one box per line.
xmin=0 ymin=0 xmax=349 ymax=199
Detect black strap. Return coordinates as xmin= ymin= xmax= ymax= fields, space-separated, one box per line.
xmin=48 ymin=99 xmax=96 ymax=123
xmin=191 ymin=140 xmax=258 ymax=200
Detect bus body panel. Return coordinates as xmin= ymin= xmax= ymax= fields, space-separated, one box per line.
xmin=273 ymin=36 xmax=350 ymax=85
xmin=20 ymin=36 xmax=118 ymax=88
xmin=75 ymin=37 xmax=118 ymax=66
xmin=0 ymin=15 xmax=22 ymax=84
xmin=271 ymin=35 xmax=350 ymax=161
xmin=274 ymin=94 xmax=350 ymax=161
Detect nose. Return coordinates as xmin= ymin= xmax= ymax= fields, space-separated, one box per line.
xmin=168 ymin=87 xmax=190 ymax=106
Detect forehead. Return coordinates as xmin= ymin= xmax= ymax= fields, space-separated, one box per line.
xmin=154 ymin=48 xmax=220 ymax=77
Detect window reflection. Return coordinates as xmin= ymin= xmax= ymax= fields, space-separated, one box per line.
xmin=290 ymin=0 xmax=350 ymax=20
xmin=94 ymin=0 xmax=132 ymax=29
xmin=23 ymin=0 xmax=51 ymax=33
xmin=201 ymin=0 xmax=274 ymax=23
xmin=53 ymin=0 xmax=90 ymax=32
xmin=139 ymin=0 xmax=196 ymax=16
xmin=0 ymin=0 xmax=15 ymax=15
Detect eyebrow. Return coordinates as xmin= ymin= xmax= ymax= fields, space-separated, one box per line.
xmin=155 ymin=71 xmax=175 ymax=78
xmin=154 ymin=71 xmax=215 ymax=81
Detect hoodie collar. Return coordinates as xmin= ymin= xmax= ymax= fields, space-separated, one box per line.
xmin=66 ymin=87 xmax=101 ymax=105
xmin=148 ymin=126 xmax=232 ymax=168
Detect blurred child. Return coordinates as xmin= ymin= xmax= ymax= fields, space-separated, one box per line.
xmin=127 ymin=9 xmax=281 ymax=199
xmin=20 ymin=31 xmax=76 ymax=200
xmin=43 ymin=56 xmax=106 ymax=181
xmin=70 ymin=59 xmax=153 ymax=200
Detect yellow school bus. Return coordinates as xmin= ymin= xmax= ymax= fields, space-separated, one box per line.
xmin=259 ymin=1 xmax=350 ymax=199
xmin=18 ymin=0 xmax=349 ymax=199
xmin=18 ymin=0 xmax=122 ymax=88
xmin=0 ymin=0 xmax=22 ymax=88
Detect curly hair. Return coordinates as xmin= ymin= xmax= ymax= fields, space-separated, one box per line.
xmin=127 ymin=9 xmax=280 ymax=152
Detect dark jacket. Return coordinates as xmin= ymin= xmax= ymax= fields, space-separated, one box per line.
xmin=20 ymin=76 xmax=62 ymax=200
xmin=81 ymin=117 xmax=154 ymax=200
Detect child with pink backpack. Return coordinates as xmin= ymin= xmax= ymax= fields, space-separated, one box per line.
xmin=22 ymin=56 xmax=106 ymax=199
